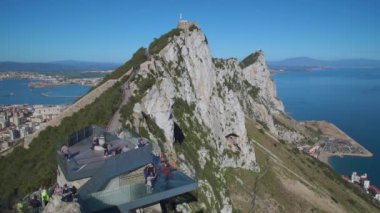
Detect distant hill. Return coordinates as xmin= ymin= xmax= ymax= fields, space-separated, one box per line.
xmin=268 ymin=57 xmax=380 ymax=71
xmin=0 ymin=61 xmax=120 ymax=73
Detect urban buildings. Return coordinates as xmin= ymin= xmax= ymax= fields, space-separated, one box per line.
xmin=343 ymin=171 xmax=380 ymax=202
xmin=0 ymin=104 xmax=66 ymax=153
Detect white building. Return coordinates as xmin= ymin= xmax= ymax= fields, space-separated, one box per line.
xmin=19 ymin=126 xmax=30 ymax=138
xmin=364 ymin=180 xmax=370 ymax=190
xmin=33 ymin=105 xmax=65 ymax=121
xmin=0 ymin=141 xmax=9 ymax=150
xmin=0 ymin=113 xmax=9 ymax=129
xmin=12 ymin=115 xmax=20 ymax=127
xmin=351 ymin=172 xmax=361 ymax=183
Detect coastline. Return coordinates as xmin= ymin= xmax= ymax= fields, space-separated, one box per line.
xmin=41 ymin=92 xmax=81 ymax=98
xmin=309 ymin=121 xmax=374 ymax=166
xmin=318 ymin=150 xmax=373 ymax=166
xmin=0 ymin=79 xmax=91 ymax=105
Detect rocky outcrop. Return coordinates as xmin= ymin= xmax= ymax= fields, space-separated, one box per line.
xmin=43 ymin=196 xmax=80 ymax=213
xmin=119 ymin=25 xmax=307 ymax=212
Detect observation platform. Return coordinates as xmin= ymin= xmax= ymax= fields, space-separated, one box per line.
xmin=56 ymin=125 xmax=197 ymax=212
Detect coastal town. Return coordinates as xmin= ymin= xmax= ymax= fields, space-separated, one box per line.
xmin=0 ymin=104 xmax=67 ymax=155
xmin=342 ymin=171 xmax=380 ymax=203
xmin=0 ymin=71 xmax=102 ymax=87
xmin=0 ymin=71 xmax=57 ymax=81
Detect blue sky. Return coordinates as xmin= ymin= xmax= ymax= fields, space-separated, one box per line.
xmin=1 ymin=0 xmax=379 ymax=62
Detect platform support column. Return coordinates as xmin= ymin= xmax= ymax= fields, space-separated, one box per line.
xmin=160 ymin=200 xmax=168 ymax=213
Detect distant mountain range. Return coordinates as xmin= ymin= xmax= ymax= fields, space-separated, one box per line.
xmin=268 ymin=57 xmax=380 ymax=71
xmin=2 ymin=58 xmax=380 ymax=73
xmin=0 ymin=60 xmax=120 ymax=73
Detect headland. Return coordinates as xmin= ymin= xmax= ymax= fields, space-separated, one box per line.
xmin=304 ymin=121 xmax=373 ymax=165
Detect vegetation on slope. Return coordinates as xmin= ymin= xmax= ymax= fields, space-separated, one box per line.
xmin=222 ymin=118 xmax=380 ymax=212
xmin=102 ymin=47 xmax=147 ymax=81
xmin=0 ymin=82 xmax=122 ymax=210
xmin=172 ymin=99 xmax=228 ymax=211
xmin=239 ymin=51 xmax=261 ymax=69
xmin=148 ymin=28 xmax=182 ymax=55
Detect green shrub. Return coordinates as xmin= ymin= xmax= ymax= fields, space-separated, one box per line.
xmin=148 ymin=28 xmax=182 ymax=55
xmin=102 ymin=47 xmax=147 ymax=82
xmin=0 ymin=83 xmax=122 ymax=209
xmin=188 ymin=24 xmax=199 ymax=31
xmin=239 ymin=51 xmax=261 ymax=69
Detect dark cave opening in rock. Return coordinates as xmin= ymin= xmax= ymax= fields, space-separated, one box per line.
xmin=174 ymin=122 xmax=185 ymax=144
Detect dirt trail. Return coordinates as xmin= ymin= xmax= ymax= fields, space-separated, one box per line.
xmin=106 ymin=81 xmax=131 ymax=133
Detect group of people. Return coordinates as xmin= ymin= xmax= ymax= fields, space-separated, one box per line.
xmin=16 ymin=186 xmax=51 ymax=213
xmin=91 ymin=136 xmax=130 ymax=157
xmin=59 ymin=184 xmax=78 ymax=202
xmin=143 ymin=161 xmax=173 ymax=194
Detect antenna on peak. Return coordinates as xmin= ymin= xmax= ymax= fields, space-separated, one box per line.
xmin=179 ymin=13 xmax=183 ymax=21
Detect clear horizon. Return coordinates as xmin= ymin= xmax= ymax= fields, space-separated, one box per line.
xmin=1 ymin=0 xmax=380 ymax=63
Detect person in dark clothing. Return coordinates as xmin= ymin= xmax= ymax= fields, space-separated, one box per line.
xmin=91 ymin=137 xmax=99 ymax=150
xmin=103 ymin=143 xmax=108 ymax=157
xmin=61 ymin=184 xmax=73 ymax=202
xmin=115 ymin=147 xmax=122 ymax=155
xmin=29 ymin=195 xmax=42 ymax=213
xmin=71 ymin=185 xmax=78 ymax=202
xmin=138 ymin=138 xmax=146 ymax=148
xmin=147 ymin=163 xmax=156 ymax=176
xmin=143 ymin=166 xmax=149 ymax=183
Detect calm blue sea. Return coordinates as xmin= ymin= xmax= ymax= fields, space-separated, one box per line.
xmin=0 ymin=79 xmax=91 ymax=105
xmin=273 ymin=68 xmax=380 ymax=186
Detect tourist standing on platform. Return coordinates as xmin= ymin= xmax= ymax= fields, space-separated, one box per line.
xmin=60 ymin=144 xmax=70 ymax=160
xmin=163 ymin=161 xmax=172 ymax=188
xmin=146 ymin=171 xmax=156 ymax=193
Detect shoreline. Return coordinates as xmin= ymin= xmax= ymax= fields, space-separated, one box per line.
xmin=41 ymin=92 xmax=81 ymax=98
xmin=318 ymin=150 xmax=373 ymax=166
xmin=304 ymin=121 xmax=373 ymax=166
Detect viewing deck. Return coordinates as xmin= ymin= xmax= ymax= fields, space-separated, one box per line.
xmin=82 ymin=168 xmax=197 ymax=212
xmin=56 ymin=125 xmax=198 ymax=212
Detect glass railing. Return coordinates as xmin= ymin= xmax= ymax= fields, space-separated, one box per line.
xmin=83 ymin=170 xmax=197 ymax=211
xmin=78 ymin=144 xmax=153 ymax=196
xmin=56 ymin=125 xmax=148 ymax=181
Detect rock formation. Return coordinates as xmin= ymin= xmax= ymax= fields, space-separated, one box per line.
xmin=40 ymin=23 xmax=378 ymax=213
xmin=120 ymin=25 xmax=309 ymax=211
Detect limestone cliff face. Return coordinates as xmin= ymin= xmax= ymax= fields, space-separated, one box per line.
xmin=123 ymin=26 xmax=302 ymax=212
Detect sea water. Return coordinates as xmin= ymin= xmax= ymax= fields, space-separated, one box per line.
xmin=0 ymin=79 xmax=91 ymax=105
xmin=273 ymin=68 xmax=380 ymax=186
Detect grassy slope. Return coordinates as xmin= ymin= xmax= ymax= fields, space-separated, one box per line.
xmin=224 ymin=119 xmax=379 ymax=213
xmin=0 ymin=81 xmax=122 ymax=210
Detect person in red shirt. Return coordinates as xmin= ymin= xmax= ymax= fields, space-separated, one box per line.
xmin=162 ymin=161 xmax=172 ymax=188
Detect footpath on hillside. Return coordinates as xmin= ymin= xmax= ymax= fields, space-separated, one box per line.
xmin=23 ymin=70 xmax=132 ymax=149
xmin=106 ymin=70 xmax=136 ymax=134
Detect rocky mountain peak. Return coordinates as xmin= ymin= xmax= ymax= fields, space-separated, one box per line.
xmin=121 ymin=25 xmax=300 ymax=211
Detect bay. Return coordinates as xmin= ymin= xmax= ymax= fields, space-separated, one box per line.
xmin=273 ymin=68 xmax=380 ymax=186
xmin=0 ymin=79 xmax=91 ymax=105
